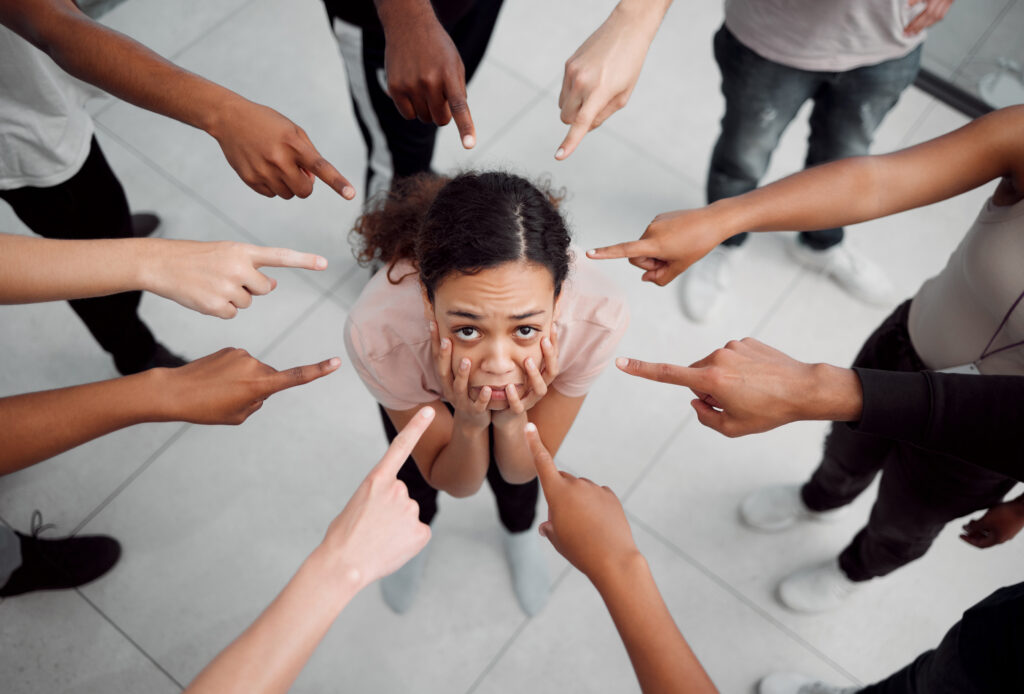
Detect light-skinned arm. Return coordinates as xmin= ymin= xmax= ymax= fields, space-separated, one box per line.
xmin=373 ymin=0 xmax=476 ymax=147
xmin=556 ymin=0 xmax=674 ymax=160
xmin=0 ymin=0 xmax=354 ymax=200
xmin=588 ymin=105 xmax=1024 ymax=284
xmin=0 ymin=234 xmax=326 ymax=318
xmin=183 ymin=408 xmax=434 ymax=694
xmin=525 ymin=425 xmax=717 ymax=693
xmin=0 ymin=349 xmax=340 ymax=475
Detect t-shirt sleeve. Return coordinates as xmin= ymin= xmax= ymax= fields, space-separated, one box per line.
xmin=344 ymin=316 xmax=432 ymax=412
xmin=551 ymin=297 xmax=630 ymax=398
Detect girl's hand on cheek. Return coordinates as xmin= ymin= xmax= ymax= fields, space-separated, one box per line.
xmin=493 ymin=325 xmax=560 ymax=428
xmin=431 ymin=322 xmax=491 ymax=429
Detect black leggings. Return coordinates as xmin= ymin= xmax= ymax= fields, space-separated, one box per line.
xmin=379 ymin=404 xmax=538 ymax=533
xmin=0 ymin=137 xmax=156 ymax=372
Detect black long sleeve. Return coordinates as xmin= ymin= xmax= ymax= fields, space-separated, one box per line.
xmin=850 ymin=368 xmax=1024 ymax=481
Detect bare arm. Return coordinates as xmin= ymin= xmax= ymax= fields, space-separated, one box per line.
xmin=0 ymin=350 xmax=339 ymax=475
xmin=589 ymin=105 xmax=1024 ymax=284
xmin=525 ymin=426 xmax=717 ymax=693
xmin=492 ymin=389 xmax=585 ymax=484
xmin=184 ymin=409 xmax=434 ymax=694
xmin=0 ymin=234 xmax=326 ymax=318
xmin=0 ymin=0 xmax=354 ymax=199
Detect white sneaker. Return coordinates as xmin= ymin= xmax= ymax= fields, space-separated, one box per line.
xmin=778 ymin=558 xmax=862 ymax=613
xmin=504 ymin=529 xmax=551 ymax=616
xmin=680 ymin=245 xmax=739 ymax=323
xmin=759 ymin=672 xmax=862 ymax=694
xmin=380 ymin=542 xmax=429 ymax=614
xmin=787 ymin=237 xmax=893 ymax=307
xmin=740 ymin=484 xmax=848 ymax=532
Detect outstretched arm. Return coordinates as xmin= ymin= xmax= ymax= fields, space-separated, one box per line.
xmin=556 ymin=0 xmax=673 ymax=160
xmin=0 ymin=349 xmax=340 ymax=475
xmin=0 ymin=0 xmax=354 ymax=199
xmin=589 ymin=105 xmax=1024 ymax=284
xmin=525 ymin=425 xmax=717 ymax=693
xmin=0 ymin=234 xmax=326 ymax=318
xmin=184 ymin=408 xmax=434 ymax=694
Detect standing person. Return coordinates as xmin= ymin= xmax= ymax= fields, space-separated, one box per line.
xmin=683 ymin=0 xmax=952 ymax=322
xmin=323 ymin=0 xmax=502 ymax=200
xmin=344 ymin=171 xmax=628 ymax=615
xmin=590 ymin=104 xmax=1024 ymax=613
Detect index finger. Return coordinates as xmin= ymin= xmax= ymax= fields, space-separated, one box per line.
xmin=264 ymin=356 xmax=341 ymax=395
xmin=297 ymin=145 xmax=356 ymax=200
xmin=374 ymin=406 xmax=436 ymax=478
xmin=586 ymin=238 xmax=659 ymax=260
xmin=252 ymin=245 xmax=328 ymax=271
xmin=614 ymin=357 xmax=708 ymax=389
xmin=524 ymin=422 xmax=568 ymax=494
xmin=446 ymin=78 xmax=476 ymax=149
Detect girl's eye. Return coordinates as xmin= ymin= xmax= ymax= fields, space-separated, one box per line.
xmin=455 ymin=327 xmax=480 ymax=339
xmin=515 ymin=326 xmax=538 ymax=339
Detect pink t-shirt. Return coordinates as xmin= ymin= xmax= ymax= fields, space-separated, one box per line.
xmin=344 ymin=256 xmax=630 ymax=411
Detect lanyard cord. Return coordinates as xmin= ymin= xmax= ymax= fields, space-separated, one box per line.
xmin=979 ymin=289 xmax=1024 ymax=361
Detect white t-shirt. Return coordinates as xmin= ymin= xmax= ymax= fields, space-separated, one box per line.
xmin=910 ymin=196 xmax=1024 ymax=376
xmin=724 ymin=0 xmax=925 ymax=72
xmin=0 ymin=25 xmax=94 ymax=190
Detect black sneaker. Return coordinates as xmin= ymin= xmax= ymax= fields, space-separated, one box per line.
xmin=130 ymin=212 xmax=161 ymax=238
xmin=116 ymin=342 xmax=187 ymax=375
xmin=0 ymin=512 xmax=122 ymax=597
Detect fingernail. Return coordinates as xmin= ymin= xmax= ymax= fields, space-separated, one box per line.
xmin=418 ymin=407 xmax=435 ymax=420
xmin=314 ymin=256 xmax=327 ymax=270
xmin=542 ymin=338 xmax=551 ymax=348
xmin=525 ymin=422 xmax=537 ymax=433
xmin=555 ymin=147 xmax=565 ymax=160
xmin=342 ymin=186 xmax=355 ymax=199
xmin=428 ymin=321 xmax=436 ymax=333
xmin=586 ymin=249 xmax=597 ymax=257
xmin=440 ymin=337 xmax=449 ymax=349
xmin=329 ymin=357 xmax=341 ymax=367
xmin=615 ymin=357 xmax=628 ymax=369
xmin=460 ymin=358 xmax=469 ymax=370
xmin=525 ymin=357 xmax=535 ymax=369
xmin=462 ymin=134 xmax=475 ymax=148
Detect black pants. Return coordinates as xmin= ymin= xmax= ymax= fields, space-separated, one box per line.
xmin=379 ymin=405 xmax=537 ymax=533
xmin=0 ymin=137 xmax=157 ymax=373
xmin=800 ymin=301 xmax=1016 ymax=581
xmin=328 ymin=0 xmax=504 ymax=197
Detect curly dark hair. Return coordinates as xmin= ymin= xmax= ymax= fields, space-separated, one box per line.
xmin=350 ymin=171 xmax=572 ymax=302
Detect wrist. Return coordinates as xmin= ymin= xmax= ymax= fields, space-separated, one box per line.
xmin=453 ymin=408 xmax=490 ymax=433
xmin=706 ymin=197 xmax=746 ymax=244
xmin=492 ymin=408 xmax=527 ymax=431
xmin=614 ymin=0 xmax=672 ymax=27
xmin=805 ymin=364 xmax=863 ymax=422
xmin=301 ymin=543 xmax=364 ymax=610
xmin=200 ymin=88 xmax=249 ymax=140
xmin=589 ymin=548 xmax=648 ymax=596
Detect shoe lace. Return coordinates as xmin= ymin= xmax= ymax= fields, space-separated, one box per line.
xmin=29 ymin=510 xmax=56 ymax=538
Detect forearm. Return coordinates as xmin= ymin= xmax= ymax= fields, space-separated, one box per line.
xmin=612 ymin=0 xmax=674 ymax=36
xmin=592 ymin=553 xmax=717 ymax=694
xmin=6 ymin=0 xmax=247 ymax=136
xmin=492 ymin=414 xmax=540 ymax=485
xmin=184 ymin=546 xmax=359 ymax=694
xmin=425 ymin=417 xmax=490 ymax=497
xmin=0 ymin=371 xmax=164 ymax=475
xmin=0 ymin=234 xmax=154 ymax=303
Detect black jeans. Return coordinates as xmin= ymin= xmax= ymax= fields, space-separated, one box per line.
xmin=0 ymin=137 xmax=157 ymax=372
xmin=328 ymin=0 xmax=504 ymax=197
xmin=800 ymin=301 xmax=1016 ymax=581
xmin=708 ymin=26 xmax=921 ymax=250
xmin=379 ymin=405 xmax=538 ymax=533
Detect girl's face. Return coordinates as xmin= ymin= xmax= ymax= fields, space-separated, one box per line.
xmin=426 ymin=260 xmax=559 ymax=411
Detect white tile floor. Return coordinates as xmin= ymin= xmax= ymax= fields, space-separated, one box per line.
xmin=1 ymin=1 xmax=1021 ymax=692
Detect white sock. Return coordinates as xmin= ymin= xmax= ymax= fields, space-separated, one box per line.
xmin=380 ymin=542 xmax=429 ymax=614
xmin=504 ymin=529 xmax=550 ymax=616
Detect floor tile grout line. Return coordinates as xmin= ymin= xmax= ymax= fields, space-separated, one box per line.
xmin=621 ymin=413 xmax=694 ymax=504
xmin=947 ymin=0 xmax=1018 ymax=85
xmin=627 ymin=513 xmax=864 ymax=687
xmin=75 ymin=587 xmax=186 ymax=691
xmin=168 ymin=0 xmax=263 ymax=62
xmin=70 ymin=423 xmax=191 ymax=537
xmin=463 ymin=564 xmax=575 ymax=694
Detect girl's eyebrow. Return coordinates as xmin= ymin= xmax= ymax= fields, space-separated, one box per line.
xmin=445 ymin=309 xmax=547 ymax=320
xmin=447 ymin=309 xmax=481 ymax=320
xmin=510 ymin=310 xmax=545 ymax=320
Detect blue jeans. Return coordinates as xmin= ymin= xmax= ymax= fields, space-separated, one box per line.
xmin=707 ymin=26 xmax=921 ymax=250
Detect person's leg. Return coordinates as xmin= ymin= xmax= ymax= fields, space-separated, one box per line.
xmin=839 ymin=446 xmax=1016 ymax=582
xmin=800 ymin=301 xmax=916 ymax=512
xmin=858 ymin=621 xmax=977 ymax=694
xmin=378 ymin=405 xmax=438 ymax=524
xmin=799 ymin=47 xmax=922 ymax=250
xmin=0 ymin=525 xmax=21 ymax=588
xmin=0 ymin=137 xmax=170 ymax=374
xmin=707 ymin=25 xmax=820 ymax=248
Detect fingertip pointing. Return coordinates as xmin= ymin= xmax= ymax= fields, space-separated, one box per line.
xmin=418 ymin=406 xmax=435 ymax=421
xmin=328 ymin=357 xmax=341 ymax=368
xmin=554 ymin=147 xmax=565 ymax=160
xmin=314 ymin=256 xmax=327 ymax=270
xmin=586 ymin=248 xmax=598 ymax=258
xmin=525 ymin=421 xmax=538 ymax=434
xmin=462 ymin=134 xmax=476 ymax=149
xmin=615 ymin=356 xmax=628 ymax=370
xmin=342 ymin=186 xmax=355 ymax=199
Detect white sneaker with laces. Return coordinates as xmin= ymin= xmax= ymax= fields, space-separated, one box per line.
xmin=680 ymin=245 xmax=739 ymax=323
xmin=759 ymin=672 xmax=862 ymax=694
xmin=740 ymin=484 xmax=848 ymax=532
xmin=787 ymin=237 xmax=893 ymax=307
xmin=778 ymin=558 xmax=862 ymax=613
